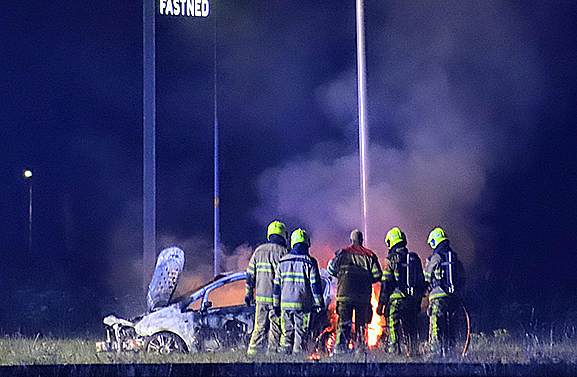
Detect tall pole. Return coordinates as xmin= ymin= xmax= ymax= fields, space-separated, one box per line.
xmin=143 ymin=0 xmax=156 ymax=291
xmin=24 ymin=170 xmax=33 ymax=254
xmin=356 ymin=0 xmax=369 ymax=244
xmin=213 ymin=15 xmax=220 ymax=277
xmin=28 ymin=182 xmax=32 ymax=254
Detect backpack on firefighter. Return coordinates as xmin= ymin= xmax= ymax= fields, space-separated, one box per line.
xmin=439 ymin=249 xmax=465 ymax=295
xmin=397 ymin=251 xmax=427 ymax=297
xmin=428 ymin=227 xmax=466 ymax=295
xmin=384 ymin=227 xmax=426 ymax=298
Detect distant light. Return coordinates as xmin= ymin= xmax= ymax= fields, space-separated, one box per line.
xmin=24 ymin=170 xmax=33 ymax=178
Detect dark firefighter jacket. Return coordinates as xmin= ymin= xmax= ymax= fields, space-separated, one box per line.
xmin=272 ymin=243 xmax=324 ymax=311
xmin=246 ymin=234 xmax=288 ymax=305
xmin=379 ymin=243 xmax=425 ymax=306
xmin=327 ymin=245 xmax=382 ymax=303
xmin=424 ymin=240 xmax=465 ymax=300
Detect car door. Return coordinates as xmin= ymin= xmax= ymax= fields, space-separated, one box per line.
xmin=195 ymin=276 xmax=254 ymax=351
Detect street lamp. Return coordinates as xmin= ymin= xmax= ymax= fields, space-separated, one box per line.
xmin=23 ymin=169 xmax=33 ymax=253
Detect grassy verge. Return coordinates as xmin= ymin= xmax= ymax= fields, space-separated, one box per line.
xmin=1 ymin=333 xmax=577 ymax=366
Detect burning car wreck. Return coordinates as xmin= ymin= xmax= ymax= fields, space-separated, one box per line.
xmin=96 ymin=247 xmax=334 ymax=354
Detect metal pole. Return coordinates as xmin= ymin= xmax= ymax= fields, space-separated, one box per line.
xmin=213 ymin=14 xmax=220 ymax=276
xmin=28 ymin=182 xmax=32 ymax=254
xmin=356 ymin=0 xmax=369 ymax=244
xmin=143 ymin=0 xmax=156 ymax=291
xmin=23 ymin=169 xmax=33 ymax=254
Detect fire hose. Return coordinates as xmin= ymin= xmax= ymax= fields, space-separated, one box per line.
xmin=461 ymin=300 xmax=471 ymax=358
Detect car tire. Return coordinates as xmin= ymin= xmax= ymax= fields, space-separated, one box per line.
xmin=145 ymin=331 xmax=188 ymax=354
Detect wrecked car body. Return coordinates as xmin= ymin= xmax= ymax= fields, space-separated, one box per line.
xmin=97 ymin=247 xmax=333 ymax=354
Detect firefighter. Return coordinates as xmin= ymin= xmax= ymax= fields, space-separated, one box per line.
xmin=424 ymin=227 xmax=466 ymax=355
xmin=272 ymin=228 xmax=324 ymax=354
xmin=377 ymin=227 xmax=426 ymax=355
xmin=327 ymin=229 xmax=382 ymax=353
xmin=245 ymin=220 xmax=289 ymax=355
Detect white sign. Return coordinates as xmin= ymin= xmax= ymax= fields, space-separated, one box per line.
xmin=159 ymin=0 xmax=210 ymax=17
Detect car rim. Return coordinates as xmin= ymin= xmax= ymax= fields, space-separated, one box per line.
xmin=147 ymin=332 xmax=184 ymax=354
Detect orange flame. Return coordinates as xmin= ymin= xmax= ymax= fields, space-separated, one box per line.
xmin=366 ymin=285 xmax=386 ymax=348
xmin=309 ymin=285 xmax=385 ymax=359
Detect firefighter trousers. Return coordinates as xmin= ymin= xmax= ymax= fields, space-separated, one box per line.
xmin=428 ymin=296 xmax=459 ymax=353
xmin=386 ymin=297 xmax=420 ymax=354
xmin=247 ymin=304 xmax=281 ymax=354
xmin=280 ymin=310 xmax=311 ymax=354
xmin=334 ymin=300 xmax=372 ymax=353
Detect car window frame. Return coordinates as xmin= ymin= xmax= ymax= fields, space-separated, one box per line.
xmin=202 ymin=278 xmax=247 ymax=310
xmin=180 ymin=272 xmax=247 ymax=312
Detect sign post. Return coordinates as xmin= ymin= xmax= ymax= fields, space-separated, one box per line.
xmin=143 ymin=0 xmax=156 ymax=291
xmin=143 ymin=0 xmax=214 ymax=290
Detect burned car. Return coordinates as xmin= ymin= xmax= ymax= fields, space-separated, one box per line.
xmin=97 ymin=247 xmax=333 ymax=354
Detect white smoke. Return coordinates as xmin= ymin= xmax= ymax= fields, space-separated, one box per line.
xmin=254 ymin=1 xmax=543 ymax=270
xmin=104 ymin=1 xmax=545 ymax=298
xmin=105 ymin=200 xmax=254 ymax=316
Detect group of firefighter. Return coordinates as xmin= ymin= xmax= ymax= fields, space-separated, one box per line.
xmin=244 ymin=221 xmax=465 ymax=357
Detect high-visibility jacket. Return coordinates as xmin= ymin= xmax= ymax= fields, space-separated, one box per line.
xmin=246 ymin=240 xmax=288 ymax=305
xmin=380 ymin=245 xmax=425 ymax=302
xmin=424 ymin=253 xmax=446 ymax=300
xmin=327 ymin=245 xmax=382 ymax=303
xmin=273 ymin=244 xmax=324 ymax=311
xmin=424 ymin=241 xmax=465 ymax=300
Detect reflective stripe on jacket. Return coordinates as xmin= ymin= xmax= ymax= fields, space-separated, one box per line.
xmin=246 ymin=242 xmax=288 ymax=304
xmin=380 ymin=246 xmax=425 ymax=302
xmin=424 ymin=253 xmax=448 ymax=300
xmin=273 ymin=252 xmax=324 ymax=311
xmin=424 ymin=241 xmax=466 ymax=300
xmin=327 ymin=245 xmax=382 ymax=303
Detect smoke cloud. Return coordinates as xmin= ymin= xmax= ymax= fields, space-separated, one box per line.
xmin=254 ymin=1 xmax=543 ymax=271
xmin=105 ymin=0 xmax=545 ymax=313
xmin=106 ymin=198 xmax=254 ymax=317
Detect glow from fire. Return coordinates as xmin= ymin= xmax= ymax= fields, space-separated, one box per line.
xmin=366 ymin=285 xmax=385 ymax=348
xmin=308 ymin=286 xmax=385 ymax=359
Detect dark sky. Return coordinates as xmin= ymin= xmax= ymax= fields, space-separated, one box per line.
xmin=1 ymin=0 xmax=577 ymax=333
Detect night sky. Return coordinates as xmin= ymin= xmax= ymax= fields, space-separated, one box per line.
xmin=1 ymin=0 xmax=577 ymax=335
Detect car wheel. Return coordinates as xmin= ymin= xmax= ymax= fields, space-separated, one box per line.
xmin=145 ymin=331 xmax=188 ymax=354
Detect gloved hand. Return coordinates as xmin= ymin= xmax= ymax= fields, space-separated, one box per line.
xmin=274 ymin=306 xmax=281 ymax=317
xmin=313 ymin=306 xmax=323 ymax=314
xmin=244 ymin=294 xmax=253 ymax=307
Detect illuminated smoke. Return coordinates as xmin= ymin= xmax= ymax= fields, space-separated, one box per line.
xmin=254 ymin=0 xmax=543 ymax=269
xmin=105 ymin=200 xmax=253 ymax=317
xmin=104 ymin=0 xmax=544 ymax=316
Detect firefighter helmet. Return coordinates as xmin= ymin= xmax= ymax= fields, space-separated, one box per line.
xmin=291 ymin=228 xmax=310 ymax=248
xmin=385 ymin=227 xmax=406 ymax=249
xmin=267 ymin=220 xmax=287 ymax=241
xmin=427 ymin=227 xmax=448 ymax=249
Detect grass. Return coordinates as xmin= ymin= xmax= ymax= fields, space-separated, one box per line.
xmin=1 ymin=332 xmax=577 ymax=366
xmin=463 ymin=331 xmax=577 ymax=364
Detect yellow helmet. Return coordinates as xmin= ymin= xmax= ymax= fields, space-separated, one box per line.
xmin=267 ymin=220 xmax=287 ymax=241
xmin=290 ymin=228 xmax=310 ymax=248
xmin=427 ymin=227 xmax=448 ymax=249
xmin=385 ymin=227 xmax=405 ymax=249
